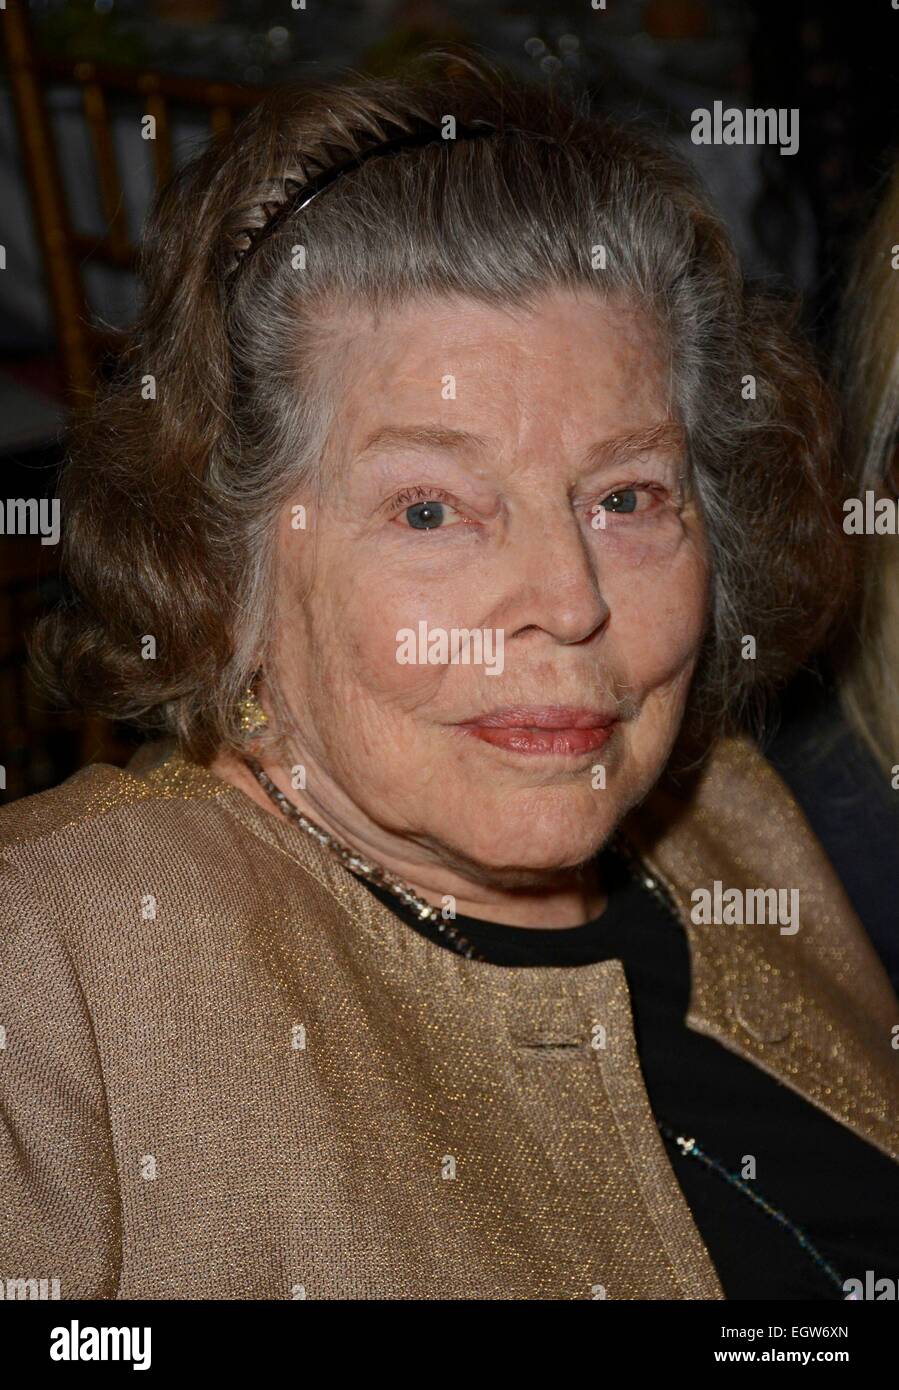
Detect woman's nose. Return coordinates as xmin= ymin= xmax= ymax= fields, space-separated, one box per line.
xmin=502 ymin=507 xmax=611 ymax=646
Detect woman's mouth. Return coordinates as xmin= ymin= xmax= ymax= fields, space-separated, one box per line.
xmin=454 ymin=706 xmax=619 ymax=757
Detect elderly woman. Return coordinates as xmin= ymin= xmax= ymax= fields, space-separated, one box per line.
xmin=3 ymin=63 xmax=898 ymax=1302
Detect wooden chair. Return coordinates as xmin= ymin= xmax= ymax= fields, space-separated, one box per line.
xmin=2 ymin=0 xmax=265 ymax=788
xmin=4 ymin=0 xmax=265 ymax=404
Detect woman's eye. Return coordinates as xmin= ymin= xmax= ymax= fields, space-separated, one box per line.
xmin=597 ymin=488 xmax=639 ymax=515
xmin=389 ymin=489 xmax=465 ymax=530
xmin=405 ymin=499 xmax=451 ymax=530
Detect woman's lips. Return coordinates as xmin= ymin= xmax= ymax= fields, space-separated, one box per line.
xmin=459 ymin=725 xmax=615 ymax=755
xmin=454 ymin=707 xmax=618 ymax=757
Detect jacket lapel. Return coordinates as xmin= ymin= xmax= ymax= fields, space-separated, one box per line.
xmin=624 ymin=736 xmax=899 ymax=1160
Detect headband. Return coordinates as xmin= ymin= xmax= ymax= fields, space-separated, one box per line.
xmin=229 ymin=117 xmax=499 ymax=277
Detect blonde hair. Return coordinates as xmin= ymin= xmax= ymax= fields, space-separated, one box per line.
xmin=837 ymin=164 xmax=899 ymax=772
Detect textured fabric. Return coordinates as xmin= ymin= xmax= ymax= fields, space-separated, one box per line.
xmin=0 ymin=735 xmax=895 ymax=1300
xmin=364 ymin=863 xmax=899 ymax=1299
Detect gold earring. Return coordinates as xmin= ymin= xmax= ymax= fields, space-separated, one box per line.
xmin=237 ymin=684 xmax=268 ymax=736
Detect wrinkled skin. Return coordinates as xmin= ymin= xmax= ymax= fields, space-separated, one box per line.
xmin=214 ymin=289 xmax=710 ymax=926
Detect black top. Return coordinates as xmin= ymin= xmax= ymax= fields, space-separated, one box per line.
xmin=363 ymin=850 xmax=899 ymax=1300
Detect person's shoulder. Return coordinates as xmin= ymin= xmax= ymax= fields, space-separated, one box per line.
xmin=0 ymin=743 xmax=277 ymax=977
xmin=0 ymin=742 xmax=226 ymax=857
xmin=0 ymin=742 xmax=240 ymax=924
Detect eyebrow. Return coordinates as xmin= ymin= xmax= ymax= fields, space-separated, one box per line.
xmin=584 ymin=419 xmax=685 ymax=469
xmin=356 ymin=419 xmax=685 ymax=467
xmin=356 ymin=425 xmax=489 ymax=459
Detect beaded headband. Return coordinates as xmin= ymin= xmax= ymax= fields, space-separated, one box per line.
xmin=229 ymin=117 xmax=499 ymax=277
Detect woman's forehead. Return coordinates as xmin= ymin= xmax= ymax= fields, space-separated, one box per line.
xmin=327 ymin=291 xmax=670 ymax=449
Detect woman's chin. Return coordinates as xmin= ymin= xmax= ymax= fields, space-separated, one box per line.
xmin=437 ymin=817 xmax=619 ymax=882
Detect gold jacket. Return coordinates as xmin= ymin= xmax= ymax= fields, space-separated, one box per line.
xmin=0 ymin=737 xmax=895 ymax=1300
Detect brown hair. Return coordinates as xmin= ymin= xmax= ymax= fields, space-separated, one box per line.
xmin=32 ymin=54 xmax=854 ymax=762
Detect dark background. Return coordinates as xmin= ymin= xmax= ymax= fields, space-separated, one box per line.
xmin=1 ymin=0 xmax=898 ymax=802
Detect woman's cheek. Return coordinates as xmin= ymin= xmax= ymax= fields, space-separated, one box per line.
xmin=605 ymin=543 xmax=709 ymax=686
xmin=589 ymin=509 xmax=689 ymax=567
xmin=334 ymin=578 xmax=461 ymax=703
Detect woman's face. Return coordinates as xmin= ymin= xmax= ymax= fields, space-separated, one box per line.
xmin=271 ymin=289 xmax=709 ymax=886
